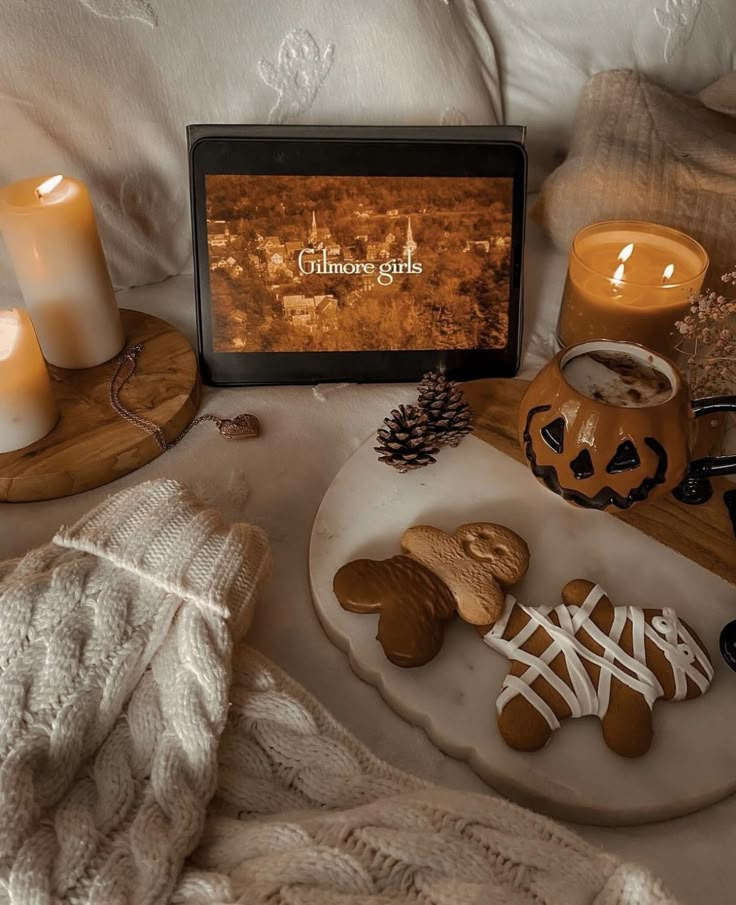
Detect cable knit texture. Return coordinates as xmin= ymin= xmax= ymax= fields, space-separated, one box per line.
xmin=0 ymin=480 xmax=681 ymax=905
xmin=535 ymin=69 xmax=736 ymax=281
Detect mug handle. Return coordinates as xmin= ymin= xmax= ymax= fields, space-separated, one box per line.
xmin=674 ymin=395 xmax=736 ymax=505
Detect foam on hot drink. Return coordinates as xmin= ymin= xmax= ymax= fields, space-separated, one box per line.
xmin=563 ymin=351 xmax=673 ymax=408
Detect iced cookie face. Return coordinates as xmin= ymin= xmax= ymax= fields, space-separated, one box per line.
xmin=401 ymin=523 xmax=530 ymax=625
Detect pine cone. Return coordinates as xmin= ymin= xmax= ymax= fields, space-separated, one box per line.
xmin=417 ymin=371 xmax=473 ymax=447
xmin=375 ymin=404 xmax=439 ymax=473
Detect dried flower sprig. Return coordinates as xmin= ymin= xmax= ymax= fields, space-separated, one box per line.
xmin=675 ymin=267 xmax=736 ymax=398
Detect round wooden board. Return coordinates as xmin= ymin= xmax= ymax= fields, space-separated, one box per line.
xmin=0 ymin=308 xmax=200 ymax=502
xmin=310 ymin=433 xmax=736 ymax=826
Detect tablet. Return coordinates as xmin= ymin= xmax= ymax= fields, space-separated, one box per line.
xmin=188 ymin=125 xmax=527 ymax=385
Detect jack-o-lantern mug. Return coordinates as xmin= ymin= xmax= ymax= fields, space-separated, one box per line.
xmin=519 ymin=340 xmax=736 ymax=511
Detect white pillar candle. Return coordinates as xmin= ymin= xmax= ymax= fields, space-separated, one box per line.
xmin=0 ymin=174 xmax=124 ymax=369
xmin=0 ymin=308 xmax=58 ymax=454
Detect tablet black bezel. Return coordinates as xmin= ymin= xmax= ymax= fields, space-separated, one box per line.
xmin=189 ymin=126 xmax=526 ymax=386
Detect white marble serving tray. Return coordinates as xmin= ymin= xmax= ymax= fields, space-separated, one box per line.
xmin=309 ymin=434 xmax=736 ymax=826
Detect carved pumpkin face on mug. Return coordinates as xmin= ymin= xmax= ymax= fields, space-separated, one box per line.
xmin=518 ymin=342 xmax=692 ymax=511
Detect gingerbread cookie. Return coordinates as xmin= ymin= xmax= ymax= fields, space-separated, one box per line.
xmin=402 ymin=523 xmax=530 ymax=624
xmin=480 ymin=579 xmax=714 ymax=757
xmin=333 ymin=522 xmax=529 ymax=667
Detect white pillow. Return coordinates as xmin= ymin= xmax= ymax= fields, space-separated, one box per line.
xmin=0 ymin=0 xmax=501 ymax=296
xmin=460 ymin=0 xmax=736 ymax=187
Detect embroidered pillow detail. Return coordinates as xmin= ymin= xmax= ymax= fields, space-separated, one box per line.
xmin=259 ymin=29 xmax=335 ymax=125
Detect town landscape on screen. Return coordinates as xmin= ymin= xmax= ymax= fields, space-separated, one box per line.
xmin=206 ymin=174 xmax=513 ymax=353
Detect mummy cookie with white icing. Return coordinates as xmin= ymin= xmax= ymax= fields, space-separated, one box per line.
xmin=334 ymin=524 xmax=713 ymax=756
xmin=479 ymin=579 xmax=714 ymax=757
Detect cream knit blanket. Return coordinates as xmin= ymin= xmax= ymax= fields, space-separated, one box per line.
xmin=536 ymin=69 xmax=736 ymax=281
xmin=0 ymin=480 xmax=680 ymax=905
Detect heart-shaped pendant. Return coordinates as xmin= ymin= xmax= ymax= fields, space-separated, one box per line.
xmin=218 ymin=414 xmax=260 ymax=439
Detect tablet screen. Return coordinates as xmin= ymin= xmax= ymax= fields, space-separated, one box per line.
xmin=204 ymin=174 xmax=514 ymax=354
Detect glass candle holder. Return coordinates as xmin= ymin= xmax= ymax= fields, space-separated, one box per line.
xmin=557 ymin=220 xmax=709 ymax=356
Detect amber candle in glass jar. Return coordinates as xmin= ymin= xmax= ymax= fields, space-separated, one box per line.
xmin=557 ymin=220 xmax=708 ymax=356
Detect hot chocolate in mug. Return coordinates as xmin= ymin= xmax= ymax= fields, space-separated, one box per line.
xmin=518 ymin=340 xmax=736 ymax=511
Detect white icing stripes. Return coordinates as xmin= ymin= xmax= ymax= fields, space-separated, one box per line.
xmin=484 ymin=587 xmax=713 ymax=730
xmin=597 ymin=604 xmax=627 ymax=719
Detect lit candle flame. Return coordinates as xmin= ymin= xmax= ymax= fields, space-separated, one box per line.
xmin=0 ymin=310 xmax=19 ymax=361
xmin=618 ymin=243 xmax=634 ymax=263
xmin=35 ymin=175 xmax=64 ymax=200
xmin=662 ymin=263 xmax=675 ymax=282
xmin=613 ymin=263 xmax=626 ymax=283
